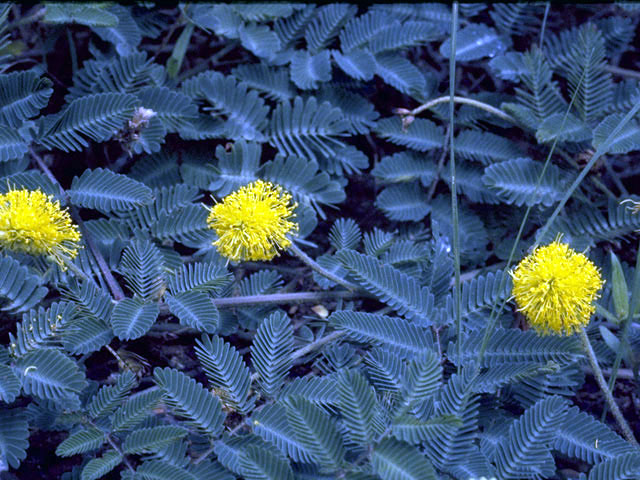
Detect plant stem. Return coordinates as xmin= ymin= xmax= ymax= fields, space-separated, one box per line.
xmin=408 ymin=95 xmax=516 ymax=123
xmin=288 ymin=242 xmax=358 ymax=291
xmin=578 ymin=328 xmax=639 ymax=447
xmin=448 ymin=2 xmax=462 ymax=375
xmin=212 ymin=290 xmax=364 ymax=308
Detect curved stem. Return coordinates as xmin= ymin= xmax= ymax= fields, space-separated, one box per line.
xmin=409 ymin=95 xmax=516 ymax=123
xmin=288 ymin=242 xmax=358 ymax=291
xmin=579 ymin=329 xmax=639 ymax=447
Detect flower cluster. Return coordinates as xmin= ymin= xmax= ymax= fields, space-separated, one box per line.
xmin=206 ymin=180 xmax=298 ymax=262
xmin=511 ymin=240 xmax=603 ymax=336
xmin=0 ymin=188 xmax=81 ymax=267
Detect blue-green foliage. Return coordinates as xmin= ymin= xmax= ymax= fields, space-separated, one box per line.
xmin=0 ymin=3 xmax=638 ymax=480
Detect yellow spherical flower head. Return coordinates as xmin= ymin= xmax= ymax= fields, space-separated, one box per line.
xmin=510 ymin=240 xmax=603 ymax=336
xmin=206 ymin=180 xmax=298 ymax=262
xmin=0 ymin=188 xmax=81 ymax=268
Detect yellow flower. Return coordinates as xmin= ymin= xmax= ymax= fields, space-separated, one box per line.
xmin=206 ymin=180 xmax=298 ymax=262
xmin=510 ymin=240 xmax=603 ymax=335
xmin=0 ymin=188 xmax=81 ymax=267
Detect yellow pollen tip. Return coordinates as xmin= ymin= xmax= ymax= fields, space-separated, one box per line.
xmin=0 ymin=187 xmax=82 ymax=268
xmin=510 ymin=240 xmax=604 ymax=336
xmin=206 ymin=180 xmax=298 ymax=262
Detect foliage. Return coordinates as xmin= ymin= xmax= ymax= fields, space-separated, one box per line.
xmin=0 ymin=3 xmax=639 ymax=480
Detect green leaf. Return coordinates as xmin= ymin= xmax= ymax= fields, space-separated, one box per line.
xmin=496 ymin=396 xmax=569 ymax=479
xmin=119 ymin=239 xmax=166 ymax=302
xmin=69 ymin=168 xmax=153 ymax=214
xmin=17 ymin=348 xmax=87 ymax=405
xmin=588 ymin=452 xmax=640 ymax=480
xmin=337 ymin=369 xmax=382 ymax=445
xmin=239 ymin=24 xmax=282 ymax=61
xmin=284 ymin=395 xmax=345 ymax=469
xmin=251 ymin=403 xmax=316 ymax=463
xmin=290 ymin=50 xmax=331 ymax=89
xmin=195 ymin=335 xmax=253 ymax=413
xmin=440 ymin=24 xmax=506 ymax=61
xmin=482 ymin=157 xmax=569 ymax=207
xmin=239 ymin=445 xmax=295 ymax=480
xmin=376 ymin=117 xmax=445 ymax=152
xmin=0 ymin=129 xmax=28 ymax=163
xmin=392 ymin=415 xmax=463 ymax=445
xmin=332 ymin=49 xmax=375 ymax=81
xmin=81 ymin=449 xmax=122 ymax=480
xmin=0 ymin=364 xmax=20 ymax=403
xmin=330 ymin=311 xmax=433 ymax=358
xmin=251 ymin=311 xmax=293 ymax=397
xmin=336 ymin=249 xmax=435 ymax=324
xmin=87 ymin=370 xmax=137 ymax=419
xmin=0 ymin=255 xmax=48 ymax=313
xmin=398 ymin=351 xmax=442 ymax=415
xmin=44 ymin=3 xmax=118 ymax=27
xmin=0 ymin=71 xmax=53 ymax=128
xmin=593 ymin=113 xmax=640 ymax=154
xmin=535 ymin=112 xmax=592 ymax=144
xmin=372 ymin=438 xmax=437 ymax=480
xmin=111 ymin=297 xmax=159 ymax=341
xmin=610 ymin=251 xmax=629 ymax=319
xmin=166 ymin=291 xmax=219 ymax=334
xmin=56 ymin=428 xmax=104 ymax=457
xmin=111 ymin=388 xmax=164 ymax=432
xmin=374 ymin=53 xmax=426 ymax=96
xmin=0 ymin=410 xmax=29 ymax=470
xmin=123 ymin=426 xmax=188 ymax=455
xmin=38 ymin=93 xmax=137 ymax=151
xmin=153 ymin=367 xmax=225 ymax=437
xmin=376 ymin=183 xmax=431 ymax=222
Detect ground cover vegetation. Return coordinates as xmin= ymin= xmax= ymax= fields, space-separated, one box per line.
xmin=0 ymin=3 xmax=639 ymax=479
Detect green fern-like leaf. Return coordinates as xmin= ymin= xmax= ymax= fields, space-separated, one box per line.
xmin=0 ymin=71 xmax=53 ymax=128
xmin=119 ymin=239 xmax=166 ymax=302
xmin=371 ymin=151 xmax=438 ymax=184
xmin=81 ymin=449 xmax=123 ymax=480
xmin=553 ymin=406 xmax=635 ymax=464
xmin=279 ymin=375 xmax=339 ymax=407
xmin=267 ymin=96 xmax=349 ymax=164
xmin=290 ymin=50 xmax=331 ymax=90
xmin=195 ymin=335 xmax=254 ymax=413
xmin=482 ymin=157 xmax=570 ymax=207
xmin=69 ymin=168 xmax=153 ymax=214
xmin=182 ymin=71 xmax=269 ymax=142
xmin=17 ymin=348 xmax=87 ymax=406
xmin=0 ymin=129 xmax=28 ymax=163
xmin=496 ymin=396 xmax=569 ymax=479
xmin=56 ymin=428 xmax=104 ymax=457
xmin=375 ymin=183 xmax=431 ymax=222
xmin=251 ymin=311 xmax=293 ymax=397
xmin=261 ymin=154 xmax=345 ymax=219
xmin=111 ymin=387 xmax=164 ymax=432
xmin=440 ymin=23 xmax=506 ymax=61
xmin=37 ymin=93 xmax=137 ymax=151
xmin=374 ymin=53 xmax=426 ymax=96
xmin=166 ymin=291 xmax=219 ymax=334
xmin=9 ymin=301 xmax=76 ymax=357
xmin=284 ymin=395 xmax=346 ymax=470
xmin=0 ymin=255 xmax=48 ymax=312
xmin=337 ymin=249 xmax=435 ymax=324
xmin=449 ymin=328 xmax=582 ymax=367
xmin=372 ymin=438 xmax=437 ymax=480
xmin=232 ymin=64 xmax=295 ymax=102
xmin=122 ymin=426 xmax=188 ymax=455
xmin=153 ymin=367 xmax=225 ymax=437
xmin=0 ymin=364 xmax=20 ymax=403
xmin=563 ymin=23 xmax=613 ymax=125
xmin=239 ymin=445 xmax=295 ymax=480
xmin=376 ymin=117 xmax=445 ymax=152
xmin=43 ymin=3 xmax=118 ymax=27
xmin=305 ymin=4 xmax=357 ymax=53
xmin=329 ymin=218 xmax=362 ymax=251
xmin=588 ymin=452 xmax=640 ymax=480
xmin=0 ymin=409 xmax=29 ymax=470
xmin=397 ymin=350 xmax=442 ymax=415
xmin=337 ymin=369 xmax=383 ymax=445
xmin=111 ymin=297 xmax=159 ymax=341
xmin=391 ymin=414 xmax=463 ymax=445
xmin=330 ymin=311 xmax=433 ymax=358
xmin=87 ymin=370 xmax=137 ymax=419
xmin=454 ymin=129 xmax=524 ymax=164
xmin=251 ymin=403 xmax=316 ymax=463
